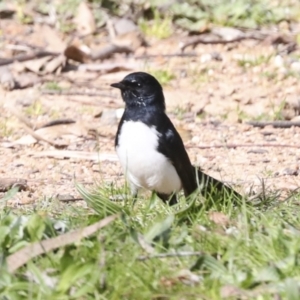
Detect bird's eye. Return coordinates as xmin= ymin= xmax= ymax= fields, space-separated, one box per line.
xmin=129 ymin=80 xmax=141 ymax=88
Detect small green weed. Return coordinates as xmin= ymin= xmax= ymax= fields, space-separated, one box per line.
xmin=172 ymin=0 xmax=299 ymax=30
xmin=271 ymin=99 xmax=287 ymax=121
xmin=24 ymin=100 xmax=45 ymax=116
xmin=44 ymin=81 xmax=63 ymax=91
xmin=260 ymin=71 xmax=277 ymax=80
xmin=78 ymin=105 xmax=95 ymax=115
xmin=149 ymin=69 xmax=175 ymax=86
xmin=139 ymin=10 xmax=173 ymax=39
xmin=0 ymin=118 xmax=13 ymax=137
xmin=237 ymin=54 xmax=272 ymax=68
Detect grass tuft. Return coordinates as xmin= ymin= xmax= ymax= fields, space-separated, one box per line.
xmin=2 ymin=184 xmax=300 ymax=298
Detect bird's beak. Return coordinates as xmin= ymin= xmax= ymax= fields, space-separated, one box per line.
xmin=111 ymin=81 xmax=126 ymax=90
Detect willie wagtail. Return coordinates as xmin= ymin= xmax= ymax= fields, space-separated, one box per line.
xmin=111 ymin=72 xmax=241 ymax=205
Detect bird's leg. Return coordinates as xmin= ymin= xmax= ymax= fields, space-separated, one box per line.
xmin=130 ymin=183 xmax=139 ymax=207
xmin=156 ymin=192 xmax=178 ymax=206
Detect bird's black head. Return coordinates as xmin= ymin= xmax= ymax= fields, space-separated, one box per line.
xmin=111 ymin=72 xmax=165 ymax=110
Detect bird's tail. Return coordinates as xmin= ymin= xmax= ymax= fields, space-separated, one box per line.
xmin=194 ymin=166 xmax=242 ymax=201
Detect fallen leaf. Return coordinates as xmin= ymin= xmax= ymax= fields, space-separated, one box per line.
xmin=24 ymin=56 xmax=53 ymax=74
xmin=74 ymin=1 xmax=96 ymax=36
xmin=209 ymin=211 xmax=229 ymax=226
xmin=42 ymin=25 xmax=66 ymax=52
xmin=11 ymin=122 xmax=90 ymax=146
xmin=43 ymin=54 xmax=66 ymax=74
xmin=64 ymin=44 xmax=90 ymax=63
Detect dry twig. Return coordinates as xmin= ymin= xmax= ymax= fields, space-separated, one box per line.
xmin=0 ymin=51 xmax=58 ymax=66
xmin=247 ymin=121 xmax=300 ymax=128
xmin=188 ymin=143 xmax=300 ymax=149
xmin=9 ymin=108 xmax=67 ymax=148
xmin=41 ymin=89 xmax=117 ymax=99
xmin=6 ymin=214 xmax=118 ymax=273
xmin=138 ymin=251 xmax=203 ymax=261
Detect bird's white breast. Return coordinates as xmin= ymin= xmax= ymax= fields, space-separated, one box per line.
xmin=116 ymin=121 xmax=181 ymax=194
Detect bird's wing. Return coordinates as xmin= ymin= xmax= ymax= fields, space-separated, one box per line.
xmin=156 ymin=114 xmax=197 ymax=196
xmin=156 ymin=113 xmax=242 ymax=200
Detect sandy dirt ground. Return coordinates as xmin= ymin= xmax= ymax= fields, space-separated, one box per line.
xmin=1 ymin=19 xmax=300 ymax=205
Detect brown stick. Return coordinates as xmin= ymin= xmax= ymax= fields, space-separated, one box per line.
xmin=180 ymin=33 xmax=266 ymax=51
xmin=6 ymin=214 xmax=118 ymax=273
xmin=187 ymin=143 xmax=300 ymax=149
xmin=8 ymin=108 xmax=67 ymax=148
xmin=0 ymin=51 xmax=59 ymax=66
xmin=41 ymin=89 xmax=117 ymax=99
xmin=22 ymin=123 xmax=68 ymax=148
xmin=37 ymin=119 xmax=76 ymax=129
xmin=181 ymin=36 xmax=246 ymax=51
xmin=247 ymin=121 xmax=300 ymax=128
xmin=138 ymin=251 xmax=203 ymax=261
xmin=135 ymin=53 xmax=198 ymax=59
xmin=2 ymin=36 xmax=45 ymax=51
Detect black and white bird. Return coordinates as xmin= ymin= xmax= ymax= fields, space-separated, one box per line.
xmin=111 ymin=72 xmax=241 ymax=205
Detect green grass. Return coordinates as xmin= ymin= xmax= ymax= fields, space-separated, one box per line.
xmin=44 ymin=81 xmax=63 ymax=91
xmin=1 ymin=184 xmax=300 ymax=299
xmin=139 ymin=10 xmax=173 ymax=39
xmin=147 ymin=69 xmax=175 ymax=86
xmin=24 ymin=100 xmax=45 ymax=117
xmin=0 ymin=117 xmax=13 ymax=137
xmin=253 ymin=99 xmax=288 ymax=121
xmin=2 ymin=0 xmax=300 ymax=298
xmin=272 ymin=99 xmax=287 ymax=121
xmin=171 ymin=0 xmax=299 ymax=30
xmin=8 ymin=0 xmax=300 ymax=34
xmin=237 ymin=55 xmax=273 ymax=68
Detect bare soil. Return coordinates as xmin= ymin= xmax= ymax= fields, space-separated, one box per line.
xmin=1 ymin=19 xmax=300 ymax=205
